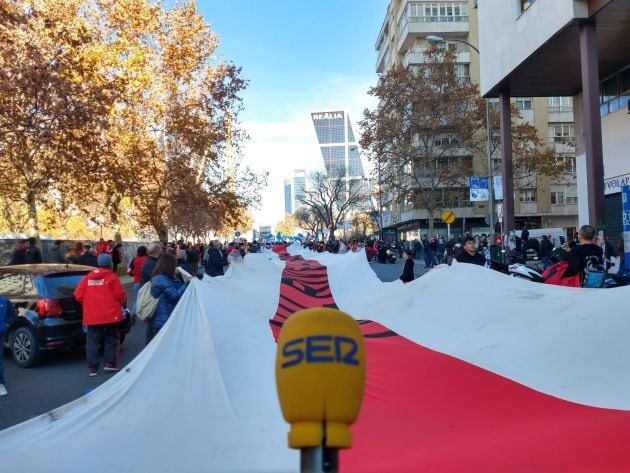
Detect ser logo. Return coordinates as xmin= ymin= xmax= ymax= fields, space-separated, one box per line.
xmin=281 ymin=335 xmax=359 ymax=369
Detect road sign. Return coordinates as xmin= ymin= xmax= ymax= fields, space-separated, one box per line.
xmin=442 ymin=210 xmax=456 ymax=224
xmin=235 ymin=231 xmax=241 ymax=237
xmin=496 ymin=204 xmax=503 ymax=219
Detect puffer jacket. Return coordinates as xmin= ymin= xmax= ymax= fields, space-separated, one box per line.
xmin=74 ymin=268 xmax=127 ymax=325
xmin=150 ymin=274 xmax=189 ymax=329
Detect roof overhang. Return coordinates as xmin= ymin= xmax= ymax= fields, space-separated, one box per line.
xmin=484 ymin=0 xmax=630 ymax=98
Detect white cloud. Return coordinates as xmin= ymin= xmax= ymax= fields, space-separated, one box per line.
xmin=241 ymin=74 xmax=379 ymax=228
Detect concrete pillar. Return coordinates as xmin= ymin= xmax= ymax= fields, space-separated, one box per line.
xmin=499 ymin=90 xmax=515 ymax=236
xmin=579 ymin=20 xmax=605 ymax=227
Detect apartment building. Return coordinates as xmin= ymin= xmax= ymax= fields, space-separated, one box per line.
xmin=478 ymin=0 xmax=630 ymax=246
xmin=374 ymin=0 xmax=578 ymax=239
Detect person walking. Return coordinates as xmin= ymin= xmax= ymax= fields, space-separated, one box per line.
xmin=9 ymin=241 xmax=28 ymax=265
xmin=521 ymin=225 xmax=530 ymax=260
xmin=204 ymin=240 xmax=225 ymax=277
xmin=148 ymin=253 xmax=189 ymax=344
xmin=25 ymin=237 xmax=42 ymax=264
xmin=111 ymin=243 xmax=123 ymax=274
xmin=66 ymin=242 xmax=85 ymax=264
xmin=49 ymin=240 xmax=67 ymax=263
xmin=74 ymin=253 xmax=127 ymax=376
xmin=539 ymin=234 xmax=555 ymax=270
xmin=0 ymin=295 xmax=17 ymax=395
xmin=140 ymin=243 xmax=162 ymax=286
xmin=399 ymin=249 xmax=415 ymax=283
xmin=128 ymin=246 xmax=148 ymax=316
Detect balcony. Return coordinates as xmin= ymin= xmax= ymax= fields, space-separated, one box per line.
xmin=403 ymin=47 xmax=470 ymax=67
xmin=397 ymin=16 xmax=470 ymax=54
xmin=376 ymin=45 xmax=390 ymax=73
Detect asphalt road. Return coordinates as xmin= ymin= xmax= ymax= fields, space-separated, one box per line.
xmin=0 ymin=257 xmax=430 ymax=431
xmin=0 ymin=279 xmax=143 ymax=430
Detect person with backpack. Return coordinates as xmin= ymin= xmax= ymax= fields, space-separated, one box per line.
xmin=148 ymin=253 xmax=189 ymax=344
xmin=563 ymin=225 xmax=605 ymax=288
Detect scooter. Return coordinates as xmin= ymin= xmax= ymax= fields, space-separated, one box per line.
xmin=386 ymin=248 xmax=397 ymax=264
xmin=508 ymin=263 xmax=544 ymax=283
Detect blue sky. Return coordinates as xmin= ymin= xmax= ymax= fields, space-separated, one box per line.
xmin=196 ymin=1 xmax=386 ymax=225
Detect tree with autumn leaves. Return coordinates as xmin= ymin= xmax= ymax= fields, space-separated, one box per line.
xmin=0 ymin=0 xmax=262 ymax=241
xmin=360 ymin=47 xmax=569 ymax=236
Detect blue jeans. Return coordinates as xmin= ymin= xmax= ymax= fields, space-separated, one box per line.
xmin=0 ymin=332 xmax=5 ymax=385
xmin=131 ymin=282 xmax=141 ymax=315
xmin=423 ymin=251 xmax=432 ymax=268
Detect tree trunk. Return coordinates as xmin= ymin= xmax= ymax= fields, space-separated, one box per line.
xmin=428 ymin=208 xmax=435 ymax=237
xmin=26 ymin=190 xmax=40 ymax=240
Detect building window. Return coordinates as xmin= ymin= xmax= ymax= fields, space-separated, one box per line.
xmin=555 ymin=155 xmax=576 ymax=173
xmin=549 ymin=123 xmax=574 ymax=144
xmin=519 ymin=189 xmax=537 ymax=203
xmin=515 ymin=98 xmax=533 ymax=110
xmin=521 ymin=0 xmax=535 ymax=13
xmin=550 ymin=192 xmax=565 ymax=205
xmin=455 ymin=63 xmax=470 ymax=82
xmin=565 ymin=195 xmax=578 ymax=204
xmin=600 ymin=66 xmax=630 ymax=116
xmin=547 ymin=96 xmax=573 ymax=112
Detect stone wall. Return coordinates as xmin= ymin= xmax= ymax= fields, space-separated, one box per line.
xmin=0 ymin=239 xmax=152 ymax=267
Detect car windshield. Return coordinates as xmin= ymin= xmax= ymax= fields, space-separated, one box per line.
xmin=33 ymin=273 xmax=88 ymax=299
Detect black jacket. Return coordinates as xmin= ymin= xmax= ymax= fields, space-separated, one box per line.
xmin=564 ymin=243 xmax=603 ymax=278
xmin=205 ymin=247 xmax=225 ymax=277
xmin=454 ymin=249 xmax=486 ymax=266
xmin=400 ymin=258 xmax=414 ymax=283
xmin=540 ymin=239 xmax=554 ymax=258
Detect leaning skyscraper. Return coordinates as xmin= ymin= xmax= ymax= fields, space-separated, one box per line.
xmin=311 ymin=111 xmax=365 ymax=178
xmin=310 ymin=111 xmax=373 ymax=212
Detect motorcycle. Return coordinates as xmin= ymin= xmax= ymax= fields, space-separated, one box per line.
xmin=508 ymin=262 xmax=544 ymax=283
xmin=386 ymin=248 xmax=397 ymax=264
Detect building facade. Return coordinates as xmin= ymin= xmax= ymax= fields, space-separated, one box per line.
xmin=283 ymin=169 xmax=307 ymax=215
xmin=477 ymin=0 xmax=630 ymax=247
xmin=375 ymin=0 xmax=578 ymax=240
xmin=310 ymin=111 xmax=373 ymax=213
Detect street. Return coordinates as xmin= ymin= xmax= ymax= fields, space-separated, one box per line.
xmin=0 ymin=258 xmax=430 ymax=431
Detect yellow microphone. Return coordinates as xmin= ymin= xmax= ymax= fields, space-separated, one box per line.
xmin=275 ymin=308 xmax=366 ymax=471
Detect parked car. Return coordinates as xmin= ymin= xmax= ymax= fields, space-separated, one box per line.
xmin=0 ymin=264 xmax=132 ymax=367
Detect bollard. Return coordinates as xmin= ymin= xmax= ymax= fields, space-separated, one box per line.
xmin=275 ymin=308 xmax=366 ymax=473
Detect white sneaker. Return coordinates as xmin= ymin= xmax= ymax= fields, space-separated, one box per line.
xmin=0 ymin=384 xmax=7 ymax=396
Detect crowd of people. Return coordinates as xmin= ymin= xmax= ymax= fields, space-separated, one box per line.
xmin=0 ymin=227 xmax=623 ymax=386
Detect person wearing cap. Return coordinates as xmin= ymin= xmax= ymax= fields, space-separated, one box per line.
xmin=74 ymin=253 xmax=127 ymax=376
xmin=453 ymin=236 xmax=486 ymax=266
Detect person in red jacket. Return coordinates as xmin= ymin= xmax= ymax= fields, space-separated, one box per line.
xmin=74 ymin=253 xmax=127 ymax=376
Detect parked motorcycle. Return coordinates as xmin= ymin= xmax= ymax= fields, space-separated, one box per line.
xmin=508 ymin=263 xmax=545 ymax=283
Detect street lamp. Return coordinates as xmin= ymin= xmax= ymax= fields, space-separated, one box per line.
xmin=426 ymin=35 xmax=495 ymax=235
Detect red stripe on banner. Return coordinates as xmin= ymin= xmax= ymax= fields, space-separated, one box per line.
xmin=269 ymin=259 xmax=630 ymax=471
xmin=271 ymin=256 xmax=338 ymax=327
xmin=342 ymin=321 xmax=630 ymax=472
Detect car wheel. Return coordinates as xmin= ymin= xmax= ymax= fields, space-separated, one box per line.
xmin=11 ymin=327 xmax=41 ymax=368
